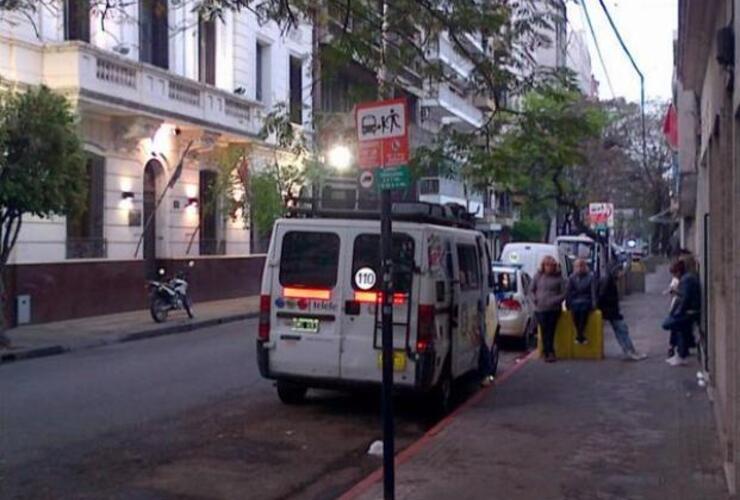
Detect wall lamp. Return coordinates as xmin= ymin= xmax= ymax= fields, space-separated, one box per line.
xmin=120 ymin=191 xmax=135 ymax=210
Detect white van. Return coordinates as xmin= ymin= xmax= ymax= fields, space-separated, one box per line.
xmin=500 ymin=242 xmax=564 ymax=279
xmin=257 ymin=208 xmax=499 ymax=412
xmin=556 ymin=234 xmax=605 ymax=277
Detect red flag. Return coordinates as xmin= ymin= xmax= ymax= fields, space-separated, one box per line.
xmin=663 ymin=103 xmax=678 ymax=150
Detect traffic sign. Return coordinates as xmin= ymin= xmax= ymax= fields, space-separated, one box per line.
xmin=376 ymin=165 xmax=411 ymax=190
xmin=359 ymin=170 xmax=375 ymax=189
xmin=589 ymin=202 xmax=614 ymax=229
xmin=356 ymin=98 xmax=409 ymax=170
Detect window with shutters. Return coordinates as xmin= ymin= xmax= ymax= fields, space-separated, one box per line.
xmin=199 ymin=16 xmax=217 ymax=85
xmin=199 ymin=170 xmax=225 ymax=255
xmin=66 ymin=154 xmax=106 ymax=259
xmin=64 ymin=0 xmax=90 ymax=42
xmin=289 ymin=56 xmax=303 ymax=124
xmin=139 ymin=0 xmax=169 ymax=70
xmin=256 ymin=42 xmax=267 ymax=102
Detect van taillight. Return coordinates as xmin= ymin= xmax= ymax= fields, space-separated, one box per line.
xmin=499 ymin=298 xmax=522 ymax=311
xmin=258 ymin=295 xmax=271 ymax=341
xmin=417 ymin=305 xmax=435 ymax=353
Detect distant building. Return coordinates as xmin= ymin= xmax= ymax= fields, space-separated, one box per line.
xmin=0 ymin=3 xmax=312 ymax=324
xmin=566 ymin=30 xmax=597 ymax=98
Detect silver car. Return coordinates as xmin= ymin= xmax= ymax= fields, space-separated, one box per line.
xmin=493 ymin=265 xmax=536 ymax=350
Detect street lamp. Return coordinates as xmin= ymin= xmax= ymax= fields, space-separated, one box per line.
xmin=327 ymin=144 xmax=352 ymax=172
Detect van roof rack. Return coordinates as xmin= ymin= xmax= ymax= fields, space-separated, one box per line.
xmin=285 ymin=197 xmax=477 ymax=230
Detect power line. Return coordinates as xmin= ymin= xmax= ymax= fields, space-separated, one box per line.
xmin=578 ymin=0 xmax=616 ymax=99
xmin=595 ymin=0 xmax=648 ymax=169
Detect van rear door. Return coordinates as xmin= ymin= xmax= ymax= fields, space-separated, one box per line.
xmin=339 ymin=230 xmax=419 ymax=384
xmin=269 ymin=227 xmax=343 ymax=378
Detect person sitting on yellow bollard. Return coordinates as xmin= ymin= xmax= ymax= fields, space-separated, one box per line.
xmin=530 ymin=256 xmax=567 ymax=363
xmin=566 ymin=259 xmax=597 ymax=345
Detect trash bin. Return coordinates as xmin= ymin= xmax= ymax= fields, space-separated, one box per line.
xmin=16 ymin=294 xmax=31 ymax=325
xmin=626 ymin=269 xmax=646 ymax=294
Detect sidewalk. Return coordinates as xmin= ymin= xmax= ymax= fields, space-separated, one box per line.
xmin=1 ymin=296 xmax=259 ymax=364
xmin=349 ymin=268 xmax=730 ymax=500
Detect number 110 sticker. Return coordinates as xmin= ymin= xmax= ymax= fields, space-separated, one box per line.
xmin=354 ymin=267 xmax=377 ymax=290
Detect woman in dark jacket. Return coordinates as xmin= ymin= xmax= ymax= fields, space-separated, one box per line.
xmin=566 ymin=258 xmax=597 ymax=344
xmin=599 ymin=264 xmax=646 ymax=360
xmin=530 ymin=255 xmax=567 ymax=363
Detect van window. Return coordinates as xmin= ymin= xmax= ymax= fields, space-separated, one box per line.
xmin=352 ymin=234 xmax=415 ymax=293
xmin=280 ymin=231 xmax=340 ymax=287
xmin=457 ymin=244 xmax=480 ymax=290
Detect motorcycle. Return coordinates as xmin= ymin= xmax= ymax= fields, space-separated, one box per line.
xmin=147 ymin=261 xmax=195 ymax=323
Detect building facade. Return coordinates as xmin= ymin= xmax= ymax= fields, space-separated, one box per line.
xmin=0 ymin=1 xmax=312 ymax=324
xmin=675 ymin=0 xmax=740 ymax=494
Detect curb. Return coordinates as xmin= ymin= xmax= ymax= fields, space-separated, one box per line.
xmin=339 ymin=349 xmax=538 ymax=500
xmin=0 ymin=312 xmax=258 ymax=366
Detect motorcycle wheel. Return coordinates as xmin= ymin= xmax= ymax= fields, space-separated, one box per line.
xmin=150 ymin=296 xmax=169 ymax=323
xmin=183 ymin=295 xmax=194 ymax=319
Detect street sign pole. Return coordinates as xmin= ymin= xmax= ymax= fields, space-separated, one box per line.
xmin=355 ymin=91 xmax=409 ymax=500
xmin=380 ymin=185 xmax=395 ymax=500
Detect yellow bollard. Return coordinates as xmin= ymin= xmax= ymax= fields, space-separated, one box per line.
xmin=538 ymin=310 xmax=604 ymax=360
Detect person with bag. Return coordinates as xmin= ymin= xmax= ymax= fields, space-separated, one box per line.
xmin=566 ymin=258 xmax=598 ymax=345
xmin=599 ymin=263 xmax=647 ymax=360
xmin=530 ymin=256 xmax=567 ymax=363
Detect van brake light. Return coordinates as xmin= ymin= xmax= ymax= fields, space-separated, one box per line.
xmin=417 ymin=304 xmax=435 ymax=353
xmin=354 ymin=291 xmax=407 ymax=304
xmin=258 ymin=294 xmax=271 ymax=341
xmin=283 ymin=287 xmax=331 ymax=300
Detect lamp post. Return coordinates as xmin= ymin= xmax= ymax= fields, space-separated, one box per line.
xmin=326 ymin=144 xmax=352 ymax=172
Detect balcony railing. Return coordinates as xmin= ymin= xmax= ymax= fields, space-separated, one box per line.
xmin=426 ymin=34 xmax=475 ymax=79
xmin=423 ymin=84 xmax=484 ymax=129
xmin=66 ymin=238 xmax=107 ymax=259
xmin=30 ymin=41 xmax=265 ymax=137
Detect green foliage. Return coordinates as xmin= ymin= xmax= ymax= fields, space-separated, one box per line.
xmin=477 ymin=77 xmax=607 ymax=227
xmin=511 ymin=217 xmax=545 ymax=242
xmin=250 ymin=170 xmax=284 ymax=238
xmin=0 ymin=85 xmax=86 ymax=219
xmin=0 ymin=85 xmax=86 ymax=263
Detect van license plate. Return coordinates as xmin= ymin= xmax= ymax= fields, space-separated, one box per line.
xmin=291 ymin=317 xmax=319 ymax=333
xmin=377 ymin=351 xmax=407 ymax=372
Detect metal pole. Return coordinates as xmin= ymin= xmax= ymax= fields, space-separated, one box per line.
xmin=596 ymin=0 xmax=647 ymax=170
xmin=380 ymin=187 xmax=395 ymax=500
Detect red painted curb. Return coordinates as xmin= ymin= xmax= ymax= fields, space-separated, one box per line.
xmin=338 ymin=350 xmax=538 ymax=500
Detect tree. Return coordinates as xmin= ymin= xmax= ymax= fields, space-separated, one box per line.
xmin=0 ymin=86 xmax=87 ymax=345
xmin=465 ymin=76 xmax=607 ymax=238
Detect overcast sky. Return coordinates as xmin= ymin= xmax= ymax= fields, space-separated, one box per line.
xmin=567 ymin=0 xmax=677 ymax=103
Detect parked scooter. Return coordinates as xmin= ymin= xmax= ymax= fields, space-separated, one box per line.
xmin=147 ymin=261 xmax=195 ymax=323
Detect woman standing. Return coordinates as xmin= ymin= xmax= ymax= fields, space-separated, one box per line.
xmin=530 ymin=256 xmax=567 ymax=363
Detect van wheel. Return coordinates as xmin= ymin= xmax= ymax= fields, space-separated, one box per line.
xmin=519 ymin=321 xmax=534 ymax=351
xmin=277 ymin=381 xmax=307 ymax=405
xmin=430 ymin=365 xmax=453 ymax=417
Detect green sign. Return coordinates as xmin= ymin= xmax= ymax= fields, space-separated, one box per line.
xmin=376 ymin=165 xmax=411 ymax=190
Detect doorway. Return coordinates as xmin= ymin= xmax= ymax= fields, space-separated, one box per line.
xmin=143 ymin=159 xmax=163 ymax=278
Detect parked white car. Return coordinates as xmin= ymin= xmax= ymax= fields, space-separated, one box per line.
xmin=492 ymin=264 xmax=536 ymax=349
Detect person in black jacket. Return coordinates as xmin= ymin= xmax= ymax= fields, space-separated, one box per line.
xmin=662 ymin=259 xmax=701 ymax=366
xmin=599 ymin=263 xmax=647 ymax=360
xmin=566 ymin=259 xmax=597 ymax=344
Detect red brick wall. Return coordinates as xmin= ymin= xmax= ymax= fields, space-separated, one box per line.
xmin=4 ymin=256 xmax=266 ymax=326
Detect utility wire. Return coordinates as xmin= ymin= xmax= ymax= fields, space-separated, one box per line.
xmin=595 ymin=0 xmax=648 ymax=169
xmin=578 ymin=0 xmax=616 ymax=98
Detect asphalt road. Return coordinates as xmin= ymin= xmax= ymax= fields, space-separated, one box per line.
xmin=0 ymin=319 xmax=521 ymax=500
